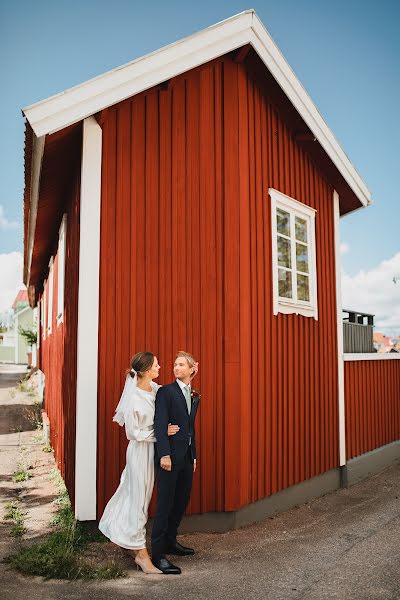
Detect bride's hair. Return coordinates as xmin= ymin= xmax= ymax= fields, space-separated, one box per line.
xmin=128 ymin=352 xmax=155 ymax=378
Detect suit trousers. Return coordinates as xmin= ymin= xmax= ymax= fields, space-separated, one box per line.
xmin=151 ymin=448 xmax=194 ymax=561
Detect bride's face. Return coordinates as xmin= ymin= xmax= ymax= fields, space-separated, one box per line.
xmin=147 ymin=356 xmax=160 ymax=380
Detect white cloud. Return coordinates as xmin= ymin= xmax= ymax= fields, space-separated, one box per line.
xmin=340 ymin=242 xmax=349 ymax=255
xmin=0 ymin=205 xmax=20 ymax=230
xmin=342 ymin=252 xmax=400 ymax=336
xmin=0 ymin=252 xmax=24 ymax=312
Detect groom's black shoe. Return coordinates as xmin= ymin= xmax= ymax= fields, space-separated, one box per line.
xmin=165 ymin=541 xmax=195 ymax=556
xmin=153 ymin=557 xmax=181 ymax=575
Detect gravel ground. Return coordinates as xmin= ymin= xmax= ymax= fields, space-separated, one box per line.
xmin=1 ymin=363 xmax=400 ymax=600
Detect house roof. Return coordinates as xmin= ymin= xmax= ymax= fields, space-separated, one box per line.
xmin=12 ymin=289 xmax=28 ymax=311
xmin=373 ymin=332 xmax=391 ymax=345
xmin=22 ymin=10 xmax=372 ymax=293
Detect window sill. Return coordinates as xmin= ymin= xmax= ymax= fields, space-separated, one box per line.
xmin=275 ymin=300 xmax=318 ymax=320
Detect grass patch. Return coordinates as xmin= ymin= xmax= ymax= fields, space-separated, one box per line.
xmin=4 ymin=501 xmax=24 ymax=521
xmin=8 ymin=536 xmax=124 ymax=579
xmin=24 ymin=401 xmax=43 ymax=430
xmin=11 ymin=522 xmax=27 ymax=538
xmin=4 ymin=501 xmax=27 ymax=538
xmin=12 ymin=465 xmax=32 ymax=483
xmin=6 ymin=470 xmax=123 ymax=580
xmin=17 ymin=381 xmax=30 ymax=393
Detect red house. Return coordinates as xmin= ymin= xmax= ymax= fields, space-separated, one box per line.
xmin=23 ymin=11 xmax=400 ymax=528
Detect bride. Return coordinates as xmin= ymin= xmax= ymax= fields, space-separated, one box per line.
xmin=99 ymin=351 xmax=179 ymax=574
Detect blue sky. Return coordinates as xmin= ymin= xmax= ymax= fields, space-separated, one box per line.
xmin=0 ymin=0 xmax=399 ymax=330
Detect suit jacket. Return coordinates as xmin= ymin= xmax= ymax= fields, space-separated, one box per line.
xmin=154 ymin=381 xmax=200 ymax=465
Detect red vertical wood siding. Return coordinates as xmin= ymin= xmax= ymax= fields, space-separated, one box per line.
xmin=97 ymin=55 xmax=339 ymax=517
xmin=345 ymin=359 xmax=400 ymax=460
xmin=38 ymin=169 xmax=80 ymax=504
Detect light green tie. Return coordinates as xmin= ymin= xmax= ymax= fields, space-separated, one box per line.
xmin=184 ymin=385 xmax=191 ymax=415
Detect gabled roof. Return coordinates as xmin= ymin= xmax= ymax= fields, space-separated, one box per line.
xmin=12 ymin=289 xmax=28 ymax=311
xmin=23 ymin=10 xmax=372 ymax=293
xmin=23 ymin=10 xmax=371 ymax=208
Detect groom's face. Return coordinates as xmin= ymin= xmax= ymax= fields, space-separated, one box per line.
xmin=174 ymin=357 xmax=193 ymax=381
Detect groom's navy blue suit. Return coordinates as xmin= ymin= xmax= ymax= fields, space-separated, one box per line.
xmin=151 ymin=381 xmax=199 ymax=561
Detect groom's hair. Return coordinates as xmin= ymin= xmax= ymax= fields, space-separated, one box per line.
xmin=175 ymin=350 xmax=196 ymax=369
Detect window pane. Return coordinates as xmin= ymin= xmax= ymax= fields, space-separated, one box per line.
xmin=296 ymin=243 xmax=309 ymax=273
xmin=295 ymin=216 xmax=307 ymax=243
xmin=278 ymin=236 xmax=291 ymax=268
xmin=297 ymin=273 xmax=310 ymax=301
xmin=277 ymin=209 xmax=290 ymax=236
xmin=278 ymin=269 xmax=292 ymax=298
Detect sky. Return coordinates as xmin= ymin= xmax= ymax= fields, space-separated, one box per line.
xmin=0 ymin=0 xmax=399 ymax=333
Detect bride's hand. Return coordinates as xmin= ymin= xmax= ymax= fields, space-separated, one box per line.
xmin=190 ymin=361 xmax=199 ymax=380
xmin=167 ymin=423 xmax=180 ymax=436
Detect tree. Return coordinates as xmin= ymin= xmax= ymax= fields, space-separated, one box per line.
xmin=18 ymin=326 xmax=37 ymax=350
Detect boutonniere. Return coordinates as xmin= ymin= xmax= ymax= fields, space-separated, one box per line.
xmin=191 ymin=389 xmax=201 ymax=402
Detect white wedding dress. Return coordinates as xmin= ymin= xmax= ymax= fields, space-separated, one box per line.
xmin=99 ymin=376 xmax=160 ymax=549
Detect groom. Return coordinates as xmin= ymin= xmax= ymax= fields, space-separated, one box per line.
xmin=151 ymin=351 xmax=200 ymax=574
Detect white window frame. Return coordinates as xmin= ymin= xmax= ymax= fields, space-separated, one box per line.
xmin=57 ymin=214 xmax=67 ymax=326
xmin=269 ymin=188 xmax=318 ymax=319
xmin=37 ymin=302 xmax=40 ymax=349
xmin=47 ymin=258 xmax=54 ymax=335
xmin=42 ymin=288 xmax=46 ymax=340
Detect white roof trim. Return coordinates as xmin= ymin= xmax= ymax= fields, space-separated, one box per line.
xmin=344 ymin=353 xmax=400 ymax=361
xmin=13 ymin=304 xmax=32 ymax=318
xmin=24 ymin=133 xmax=45 ymax=286
xmin=22 ymin=10 xmax=371 ymax=208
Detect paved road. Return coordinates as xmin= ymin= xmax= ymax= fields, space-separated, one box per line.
xmin=1 ymin=364 xmax=400 ymax=599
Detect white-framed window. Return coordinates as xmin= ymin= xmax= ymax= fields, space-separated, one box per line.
xmin=269 ymin=188 xmax=318 ymax=319
xmin=57 ymin=214 xmax=67 ymax=325
xmin=36 ymin=303 xmax=40 ymax=349
xmin=42 ymin=289 xmax=46 ymax=340
xmin=47 ymin=258 xmax=54 ymax=335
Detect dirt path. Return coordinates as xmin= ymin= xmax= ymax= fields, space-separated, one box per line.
xmin=0 ymin=365 xmax=60 ymax=564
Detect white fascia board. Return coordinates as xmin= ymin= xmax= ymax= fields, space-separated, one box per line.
xmin=249 ymin=15 xmax=371 ymax=208
xmin=23 ymin=11 xmax=253 ymax=137
xmin=344 ymin=353 xmax=400 ymax=361
xmin=22 ymin=9 xmax=371 ymax=208
xmin=25 ymin=133 xmax=45 ymax=286
xmin=14 ymin=305 xmax=32 ymax=317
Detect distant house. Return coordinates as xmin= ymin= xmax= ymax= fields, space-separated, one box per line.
xmin=373 ymin=331 xmax=392 ymax=352
xmin=390 ymin=336 xmax=400 ymax=352
xmin=12 ymin=289 xmax=29 ymax=312
xmin=22 ymin=11 xmax=400 ymax=527
xmin=374 ymin=331 xmax=400 ymax=353
xmin=0 ymin=289 xmax=34 ymax=364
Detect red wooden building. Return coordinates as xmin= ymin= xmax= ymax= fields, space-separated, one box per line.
xmin=22 ymin=11 xmax=400 ymax=527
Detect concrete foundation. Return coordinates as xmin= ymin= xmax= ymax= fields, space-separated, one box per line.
xmin=177 ymin=440 xmax=400 ymax=533
xmin=343 ymin=440 xmax=400 ymax=487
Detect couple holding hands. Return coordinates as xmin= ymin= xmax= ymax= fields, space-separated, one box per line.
xmin=99 ymin=350 xmax=200 ymax=575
